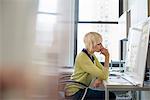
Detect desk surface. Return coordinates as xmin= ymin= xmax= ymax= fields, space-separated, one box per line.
xmin=103 ymin=78 xmax=150 ymax=91
xmin=103 ymin=78 xmax=150 ymax=100
xmin=104 ymin=84 xmax=150 ymax=91
xmin=104 ymin=70 xmax=150 ymax=91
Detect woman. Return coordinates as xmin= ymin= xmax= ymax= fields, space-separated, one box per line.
xmin=65 ymin=32 xmax=116 ymax=100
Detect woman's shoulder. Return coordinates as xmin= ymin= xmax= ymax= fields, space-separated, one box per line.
xmin=75 ymin=52 xmax=90 ymax=63
xmin=76 ymin=51 xmax=88 ymax=59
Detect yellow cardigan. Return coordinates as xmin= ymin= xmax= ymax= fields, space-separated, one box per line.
xmin=65 ymin=51 xmax=109 ymax=96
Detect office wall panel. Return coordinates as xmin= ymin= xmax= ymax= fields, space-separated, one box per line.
xmin=128 ymin=0 xmax=148 ymax=26
xmin=148 ymin=0 xmax=150 ymax=16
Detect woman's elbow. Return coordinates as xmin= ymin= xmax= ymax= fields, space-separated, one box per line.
xmin=99 ymin=74 xmax=108 ymax=80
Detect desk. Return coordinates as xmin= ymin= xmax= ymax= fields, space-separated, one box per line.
xmin=103 ymin=81 xmax=150 ymax=100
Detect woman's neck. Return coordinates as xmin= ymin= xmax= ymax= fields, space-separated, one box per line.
xmin=86 ymin=49 xmax=94 ymax=55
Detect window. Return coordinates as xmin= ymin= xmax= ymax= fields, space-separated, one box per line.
xmin=78 ymin=0 xmax=119 ymax=21
xmin=33 ymin=0 xmax=58 ymax=64
xmin=36 ymin=0 xmax=58 ymax=47
xmin=76 ymin=0 xmax=125 ymax=62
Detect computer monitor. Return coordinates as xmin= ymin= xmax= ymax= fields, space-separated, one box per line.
xmin=144 ymin=35 xmax=150 ymax=81
xmin=146 ymin=37 xmax=150 ymax=69
xmin=124 ymin=18 xmax=150 ymax=86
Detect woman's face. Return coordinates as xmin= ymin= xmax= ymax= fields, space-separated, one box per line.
xmin=94 ymin=41 xmax=104 ymax=52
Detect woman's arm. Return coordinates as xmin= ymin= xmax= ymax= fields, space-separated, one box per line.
xmin=100 ymin=48 xmax=109 ymax=69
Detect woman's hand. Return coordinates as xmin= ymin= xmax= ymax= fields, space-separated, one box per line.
xmin=100 ymin=48 xmax=109 ymax=57
xmin=92 ymin=79 xmax=103 ymax=88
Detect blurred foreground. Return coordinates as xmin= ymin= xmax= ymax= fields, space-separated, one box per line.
xmin=0 ymin=0 xmax=75 ymax=100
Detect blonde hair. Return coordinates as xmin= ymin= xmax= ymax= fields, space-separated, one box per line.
xmin=84 ymin=32 xmax=102 ymax=52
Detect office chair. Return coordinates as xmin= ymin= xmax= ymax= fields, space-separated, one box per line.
xmin=58 ymin=74 xmax=88 ymax=100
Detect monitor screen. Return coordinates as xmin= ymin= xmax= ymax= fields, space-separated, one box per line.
xmin=125 ymin=18 xmax=150 ymax=86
